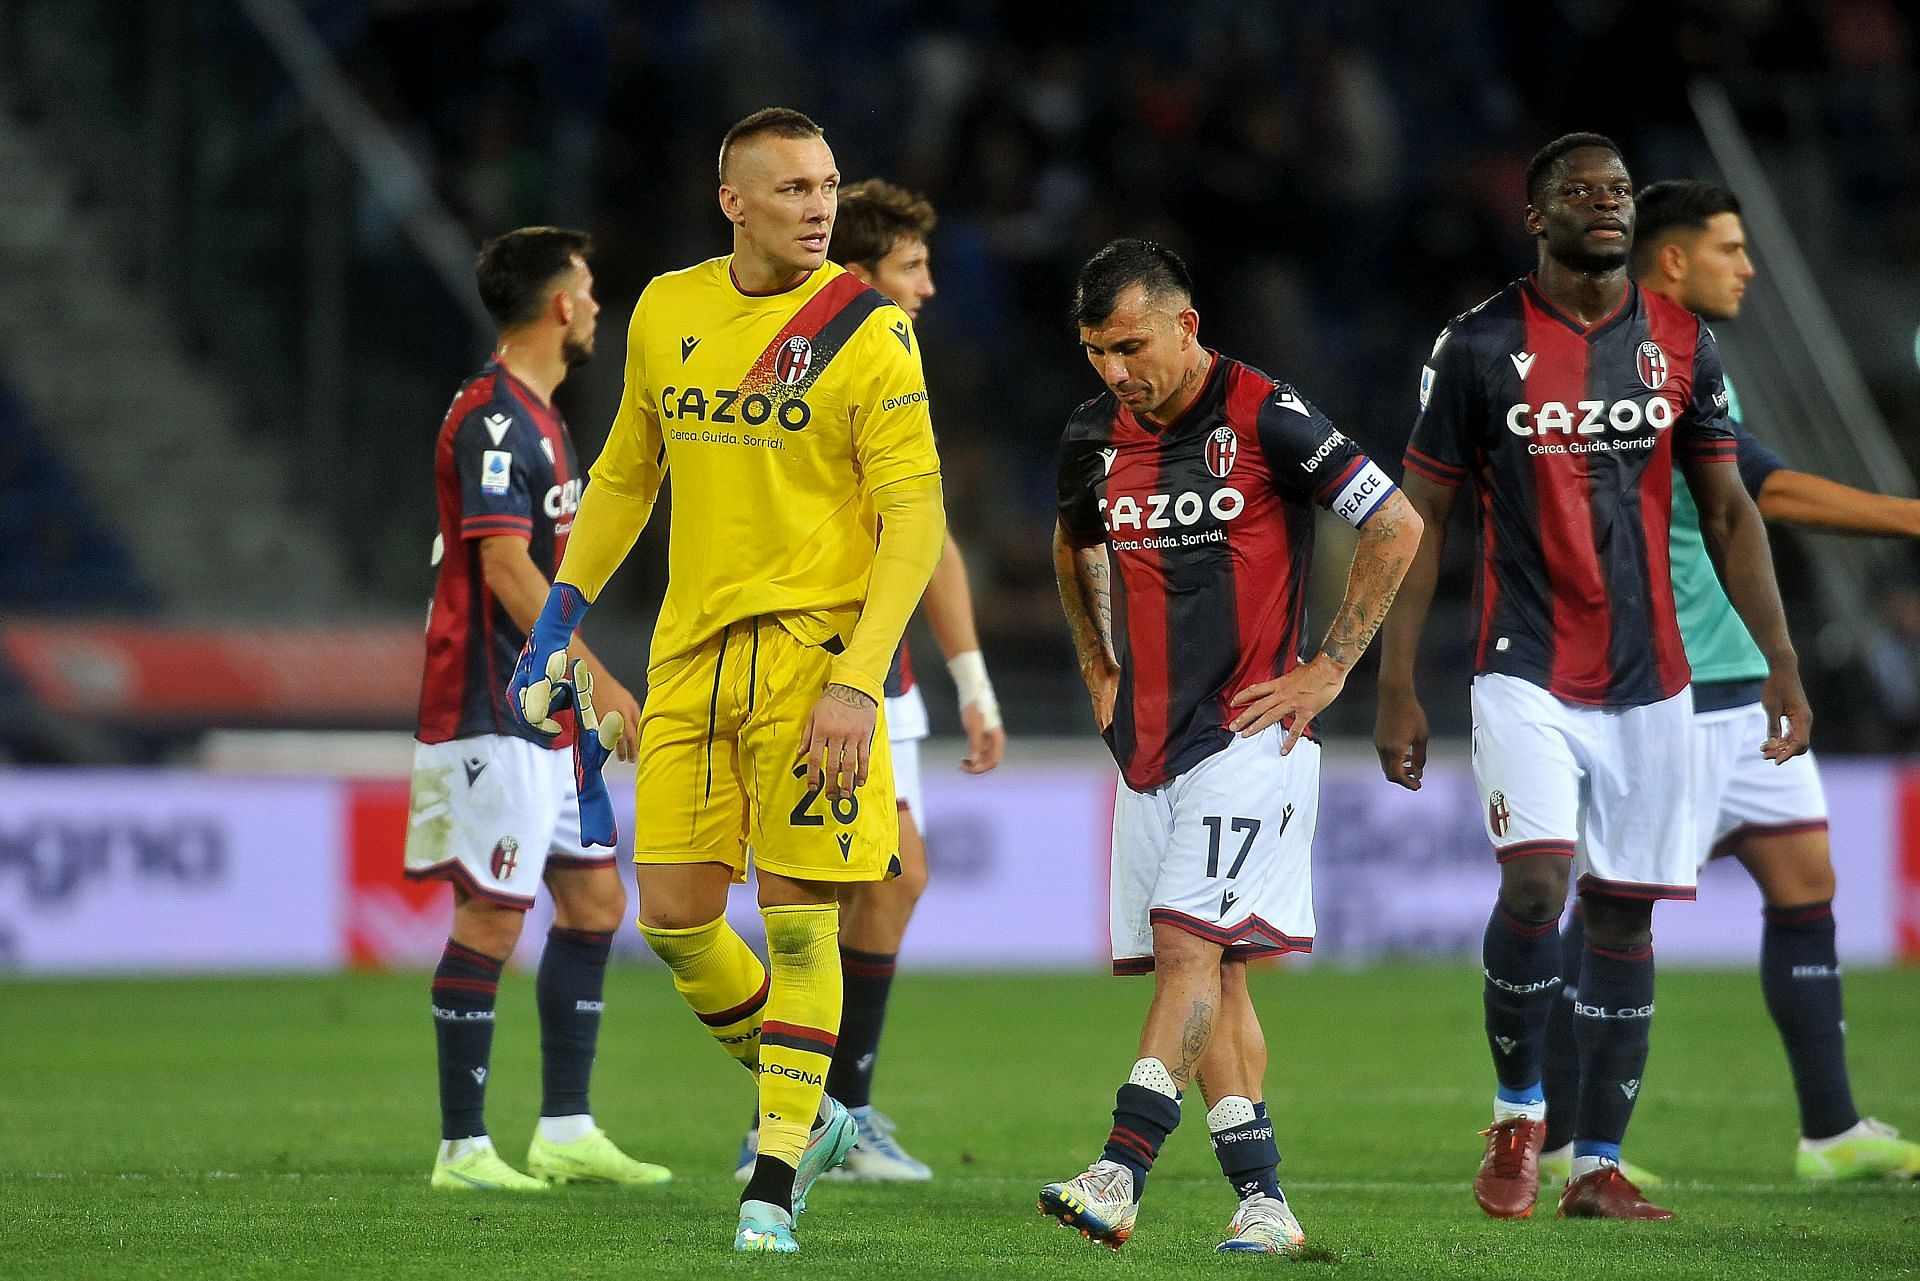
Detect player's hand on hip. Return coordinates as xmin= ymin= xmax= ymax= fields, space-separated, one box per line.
xmin=1086 ymin=661 xmax=1120 ymax=733
xmin=960 ymin=703 xmax=1006 ymax=774
xmin=801 ymin=683 xmax=877 ymax=800
xmin=1230 ymin=656 xmax=1348 ymax=753
xmin=1373 ymin=684 xmax=1430 ymax=790
xmin=1761 ymin=666 xmax=1813 ymax=763
xmin=508 ymin=583 xmax=590 ymax=738
xmin=569 ymin=659 xmax=623 ymax=848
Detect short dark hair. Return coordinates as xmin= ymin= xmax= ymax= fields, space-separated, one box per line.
xmin=474 ymin=226 xmax=592 ymax=331
xmin=1524 ymin=132 xmax=1626 ymax=207
xmin=830 ymin=179 xmax=936 ymax=270
xmin=1072 ymin=239 xmax=1194 ymax=330
xmin=718 ymin=107 xmax=825 ymax=183
xmin=1631 ymin=180 xmax=1742 ymax=274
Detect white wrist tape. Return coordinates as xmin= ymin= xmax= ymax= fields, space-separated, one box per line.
xmin=947 ymin=649 xmax=1001 ymax=731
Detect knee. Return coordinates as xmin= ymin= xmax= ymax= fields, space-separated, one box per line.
xmin=555 ymin=868 xmax=627 ymax=934
xmin=1151 ymin=926 xmax=1223 ymax=976
xmin=1753 ymin=850 xmax=1837 ymax=908
xmin=453 ymin=896 xmax=525 ymax=960
xmin=637 ymin=900 xmax=711 ymax=932
xmin=1579 ymin=892 xmax=1653 ymax=949
xmin=1498 ymin=859 xmax=1570 ymax=923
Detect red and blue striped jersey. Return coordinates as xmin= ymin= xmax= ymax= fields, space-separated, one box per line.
xmin=417 ymin=359 xmax=581 ymax=746
xmin=1403 ymin=277 xmax=1738 ymax=708
xmin=1058 ymin=354 xmax=1396 ymax=792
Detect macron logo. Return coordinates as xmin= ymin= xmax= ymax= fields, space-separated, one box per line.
xmin=1100 ymin=447 xmax=1118 ymax=475
xmin=484 ymin=412 xmax=512 ymax=445
xmin=1276 ymin=390 xmax=1312 ymax=417
xmin=1510 ymin=352 xmax=1536 ymax=380
xmin=681 ymin=336 xmax=700 ymax=361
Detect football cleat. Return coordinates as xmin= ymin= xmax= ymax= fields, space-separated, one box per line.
xmin=734 ymin=1199 xmax=799 ymax=1253
xmin=1796 ymin=1117 xmax=1920 ymax=1181
xmin=834 ymin=1105 xmax=932 ymax=1182
xmin=1037 ymin=1159 xmax=1138 ymax=1249
xmin=527 ymin=1127 xmax=671 ymax=1186
xmin=1557 ymin=1163 xmax=1673 ymax=1219
xmin=430 ymin=1137 xmax=549 ymax=1192
xmin=791 ymin=1096 xmax=859 ymax=1216
xmin=1539 ymin=1141 xmax=1664 ymax=1188
xmin=1473 ymin=1117 xmax=1548 ymax=1219
xmin=1216 ymin=1192 xmax=1306 ymax=1254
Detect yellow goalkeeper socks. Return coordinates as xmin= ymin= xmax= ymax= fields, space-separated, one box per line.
xmin=755 ymin=902 xmax=844 ymax=1167
xmin=638 ymin=914 xmax=769 ymax=1073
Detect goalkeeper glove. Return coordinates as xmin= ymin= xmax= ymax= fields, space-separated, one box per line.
xmin=569 ymin=658 xmax=623 ymax=849
xmin=508 ymin=583 xmax=590 ymax=737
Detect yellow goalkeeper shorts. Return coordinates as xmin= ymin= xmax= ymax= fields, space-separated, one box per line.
xmin=632 ymin=615 xmax=898 ymax=883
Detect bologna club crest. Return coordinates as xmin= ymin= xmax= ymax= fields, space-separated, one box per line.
xmin=1636 ymin=341 xmax=1669 ymax=390
xmin=1205 ymin=425 xmax=1239 ymax=479
xmin=775 ymin=336 xmax=814 ymax=387
xmin=490 ymin=836 xmax=520 ymax=880
xmin=1487 ymin=790 xmax=1511 ymax=838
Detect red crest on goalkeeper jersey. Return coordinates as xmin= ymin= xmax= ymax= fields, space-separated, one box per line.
xmin=1205 ymin=425 xmax=1238 ymax=478
xmin=1636 ymin=341 xmax=1668 ymax=390
xmin=775 ymin=336 xmax=814 ymax=386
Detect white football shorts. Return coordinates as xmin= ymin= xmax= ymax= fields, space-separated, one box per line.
xmin=886 ymin=686 xmax=929 ymax=817
xmin=1470 ymin=672 xmax=1696 ymax=900
xmin=1110 ymin=724 xmax=1317 ymax=974
xmin=402 ymin=733 xmax=610 ymax=909
xmin=1693 ymin=701 xmax=1828 ymax=867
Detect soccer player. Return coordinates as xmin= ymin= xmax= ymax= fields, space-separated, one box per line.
xmin=731 ymin=178 xmax=1006 ymax=1182
xmin=1042 ymin=240 xmax=1421 ymax=1254
xmin=507 ymin=109 xmax=945 ymax=1253
xmin=406 ymin=226 xmax=667 ymax=1192
xmin=1537 ymin=179 xmax=1920 ymax=1183
xmin=1374 ymin=134 xmax=1811 ymax=1221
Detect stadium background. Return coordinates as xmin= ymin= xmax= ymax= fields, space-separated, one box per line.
xmin=0 ymin=5 xmax=1912 ymax=1275
xmin=0 ymin=4 xmax=1917 ymax=1277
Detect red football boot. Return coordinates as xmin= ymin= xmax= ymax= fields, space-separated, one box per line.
xmin=1557 ymin=1165 xmax=1674 ymax=1220
xmin=1474 ymin=1117 xmax=1548 ymax=1219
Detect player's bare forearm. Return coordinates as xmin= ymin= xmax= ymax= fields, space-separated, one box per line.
xmin=481 ymin=535 xmax=640 ymax=758
xmin=1317 ymin=489 xmax=1424 ymax=670
xmin=921 ymin=531 xmax=983 ymax=659
xmin=1374 ymin=475 xmax=1455 ymax=695
xmin=1686 ymin=456 xmax=1811 ymax=758
xmin=1758 ymin=470 xmax=1920 ymax=539
xmin=1687 ymin=458 xmax=1795 ymax=664
xmin=1053 ymin=522 xmax=1117 ymax=681
xmin=479 ymin=536 xmax=555 ymax=634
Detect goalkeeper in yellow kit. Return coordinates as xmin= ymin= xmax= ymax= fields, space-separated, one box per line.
xmin=506 ymin=107 xmax=945 ymax=1255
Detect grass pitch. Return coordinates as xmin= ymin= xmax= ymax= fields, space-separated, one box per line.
xmin=2 ymin=963 xmax=1915 ymax=1279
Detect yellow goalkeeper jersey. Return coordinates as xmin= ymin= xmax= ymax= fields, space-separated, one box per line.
xmin=561 ymin=257 xmax=941 ymax=696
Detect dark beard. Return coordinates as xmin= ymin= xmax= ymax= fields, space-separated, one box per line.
xmin=1555 ymin=244 xmax=1629 ymax=275
xmin=562 ymin=334 xmax=594 ymax=367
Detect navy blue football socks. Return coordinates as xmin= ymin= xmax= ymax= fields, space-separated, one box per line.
xmin=1761 ymin=901 xmax=1859 ymax=1140
xmin=1572 ymin=939 xmax=1655 ymax=1149
xmin=825 ymin=947 xmax=897 ymax=1111
xmin=1541 ymin=909 xmax=1585 ymax=1149
xmin=1104 ymin=1083 xmax=1182 ymax=1195
xmin=433 ymin=940 xmax=504 ymax=1140
xmin=1482 ymin=904 xmax=1562 ymax=1097
xmin=1209 ymin=1098 xmax=1283 ymax=1201
xmin=537 ymin=925 xmax=613 ymax=1120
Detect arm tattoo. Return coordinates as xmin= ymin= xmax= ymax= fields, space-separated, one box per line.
xmin=1172 ymin=999 xmax=1214 ymax=1086
xmin=1054 ymin=534 xmax=1117 ymax=676
xmin=1319 ymin=498 xmax=1410 ymax=668
xmin=825 ymin=684 xmax=877 ymax=709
